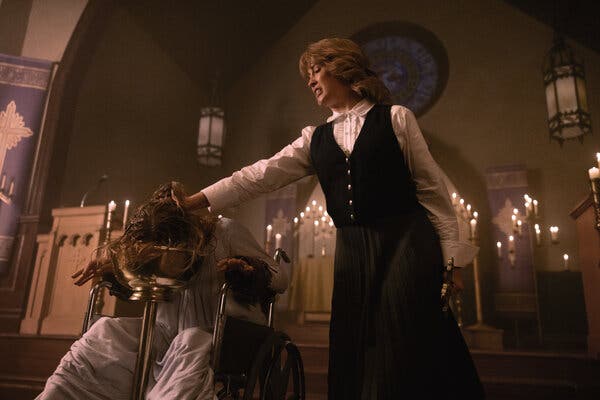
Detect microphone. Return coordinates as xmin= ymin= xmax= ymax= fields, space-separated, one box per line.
xmin=80 ymin=174 xmax=109 ymax=207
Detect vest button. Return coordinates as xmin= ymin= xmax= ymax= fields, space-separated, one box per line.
xmin=345 ymin=157 xmax=349 ymax=163
xmin=349 ymin=199 xmax=353 ymax=205
xmin=347 ymin=169 xmax=351 ymax=175
xmin=350 ymin=213 xmax=355 ymax=221
xmin=347 ymin=184 xmax=352 ymax=190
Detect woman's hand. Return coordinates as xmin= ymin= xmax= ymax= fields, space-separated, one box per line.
xmin=71 ymin=257 xmax=114 ymax=286
xmin=183 ymin=191 xmax=210 ymax=212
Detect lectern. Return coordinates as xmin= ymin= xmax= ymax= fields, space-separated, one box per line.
xmin=570 ymin=195 xmax=600 ymax=358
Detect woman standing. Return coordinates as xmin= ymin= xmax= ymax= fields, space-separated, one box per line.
xmin=186 ymin=38 xmax=484 ymax=399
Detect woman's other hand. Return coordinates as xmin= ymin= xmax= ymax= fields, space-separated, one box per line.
xmin=71 ymin=257 xmax=114 ymax=286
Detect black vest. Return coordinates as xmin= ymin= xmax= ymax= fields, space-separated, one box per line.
xmin=310 ymin=105 xmax=419 ymax=227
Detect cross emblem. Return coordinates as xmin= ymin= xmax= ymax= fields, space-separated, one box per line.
xmin=0 ymin=101 xmax=32 ymax=205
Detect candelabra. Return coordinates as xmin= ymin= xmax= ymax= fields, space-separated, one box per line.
xmin=296 ymin=200 xmax=334 ymax=257
xmin=452 ymin=192 xmax=504 ymax=349
xmin=587 ymin=153 xmax=600 ymax=232
xmin=92 ymin=201 xmax=117 ymax=315
xmin=590 ymin=177 xmax=600 ymax=232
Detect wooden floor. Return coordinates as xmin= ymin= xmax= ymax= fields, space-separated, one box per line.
xmin=2 ymin=322 xmax=600 ymax=400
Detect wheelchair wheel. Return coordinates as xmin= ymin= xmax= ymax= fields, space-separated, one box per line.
xmin=242 ymin=332 xmax=305 ymax=400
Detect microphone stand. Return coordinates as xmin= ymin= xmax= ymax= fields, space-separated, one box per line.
xmin=80 ymin=174 xmax=108 ymax=207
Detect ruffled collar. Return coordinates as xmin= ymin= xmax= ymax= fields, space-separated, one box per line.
xmin=326 ymin=99 xmax=374 ymax=123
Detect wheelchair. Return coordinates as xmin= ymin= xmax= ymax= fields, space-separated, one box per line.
xmin=82 ymin=249 xmax=305 ymax=400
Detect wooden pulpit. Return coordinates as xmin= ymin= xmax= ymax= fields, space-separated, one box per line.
xmin=20 ymin=206 xmax=122 ymax=336
xmin=570 ymin=195 xmax=600 ymax=358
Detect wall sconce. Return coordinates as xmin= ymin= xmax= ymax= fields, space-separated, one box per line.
xmin=542 ymin=32 xmax=591 ymax=145
xmin=197 ymin=107 xmax=225 ymax=167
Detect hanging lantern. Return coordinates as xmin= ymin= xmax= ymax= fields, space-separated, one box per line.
xmin=542 ymin=32 xmax=591 ymax=145
xmin=197 ymin=107 xmax=225 ymax=166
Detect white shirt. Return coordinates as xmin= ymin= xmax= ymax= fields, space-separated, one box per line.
xmin=203 ymin=100 xmax=476 ymax=266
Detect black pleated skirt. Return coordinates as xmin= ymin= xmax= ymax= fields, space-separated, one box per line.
xmin=328 ymin=208 xmax=485 ymax=399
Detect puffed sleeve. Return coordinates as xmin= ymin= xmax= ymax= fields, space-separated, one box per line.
xmin=203 ymin=126 xmax=316 ymax=211
xmin=391 ymin=106 xmax=478 ymax=267
xmin=219 ymin=218 xmax=288 ymax=293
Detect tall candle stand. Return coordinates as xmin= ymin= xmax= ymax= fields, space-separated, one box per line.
xmin=521 ymin=195 xmax=544 ymax=344
xmin=298 ymin=200 xmax=330 ymax=258
xmin=92 ymin=201 xmax=116 ymax=315
xmin=589 ymin=176 xmax=600 ymax=232
xmin=452 ymin=193 xmax=504 ymax=350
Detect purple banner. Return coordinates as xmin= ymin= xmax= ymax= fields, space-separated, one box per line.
xmin=0 ymin=54 xmax=53 ymax=274
xmin=486 ymin=165 xmax=537 ymax=313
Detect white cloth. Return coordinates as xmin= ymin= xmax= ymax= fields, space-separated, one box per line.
xmin=36 ymin=218 xmax=287 ymax=400
xmin=203 ymin=100 xmax=476 ymax=266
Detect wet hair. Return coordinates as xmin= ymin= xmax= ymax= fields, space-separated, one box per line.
xmin=298 ymin=37 xmax=392 ymax=104
xmin=106 ymin=182 xmax=216 ymax=280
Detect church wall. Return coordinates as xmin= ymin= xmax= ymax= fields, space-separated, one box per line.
xmin=0 ymin=0 xmax=33 ymax=56
xmin=224 ymin=0 xmax=600 ymax=272
xmin=222 ymin=0 xmax=600 ymax=324
xmin=20 ymin=0 xmax=88 ymax=61
xmin=1 ymin=0 xmax=599 ymax=327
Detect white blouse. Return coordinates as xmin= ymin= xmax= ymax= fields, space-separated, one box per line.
xmin=203 ymin=100 xmax=476 ymax=266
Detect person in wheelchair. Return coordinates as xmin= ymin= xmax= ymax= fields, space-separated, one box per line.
xmin=36 ymin=182 xmax=288 ymax=400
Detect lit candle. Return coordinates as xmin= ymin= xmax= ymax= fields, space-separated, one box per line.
xmin=318 ymin=205 xmax=323 ymax=213
xmin=275 ymin=233 xmax=282 ymax=249
xmin=524 ymin=194 xmax=532 ymax=202
xmin=513 ymin=208 xmax=519 ymax=216
xmin=312 ymin=200 xmax=317 ymax=207
xmin=589 ymin=167 xmax=600 ymax=180
xmin=496 ymin=241 xmax=502 ymax=258
xmin=511 ymin=214 xmax=517 ymax=231
xmin=517 ymin=219 xmax=523 ymax=236
xmin=473 ymin=211 xmax=479 ymax=219
xmin=300 ymin=212 xmax=305 ymax=219
xmin=106 ymin=200 xmax=116 ymax=230
xmin=123 ymin=200 xmax=130 ymax=227
xmin=534 ymin=224 xmax=541 ymax=245
xmin=549 ymin=226 xmax=559 ymax=243
xmin=466 ymin=204 xmax=472 ymax=217
xmin=563 ymin=254 xmax=569 ymax=270
xmin=532 ymin=200 xmax=539 ymax=217
xmin=293 ymin=217 xmax=299 ymax=225
xmin=218 ymin=214 xmax=223 ymax=219
xmin=508 ymin=235 xmax=516 ymax=266
xmin=451 ymin=192 xmax=458 ymax=205
xmin=8 ymin=180 xmax=14 ymax=196
xmin=305 ymin=206 xmax=310 ymax=214
xmin=266 ymin=225 xmax=272 ymax=242
xmin=469 ymin=218 xmax=477 ymax=239
xmin=525 ymin=201 xmax=531 ymax=217
xmin=459 ymin=198 xmax=465 ymax=208
xmin=0 ymin=174 xmax=5 ymax=190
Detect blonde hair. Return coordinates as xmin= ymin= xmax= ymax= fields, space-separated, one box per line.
xmin=299 ymin=38 xmax=391 ymax=104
